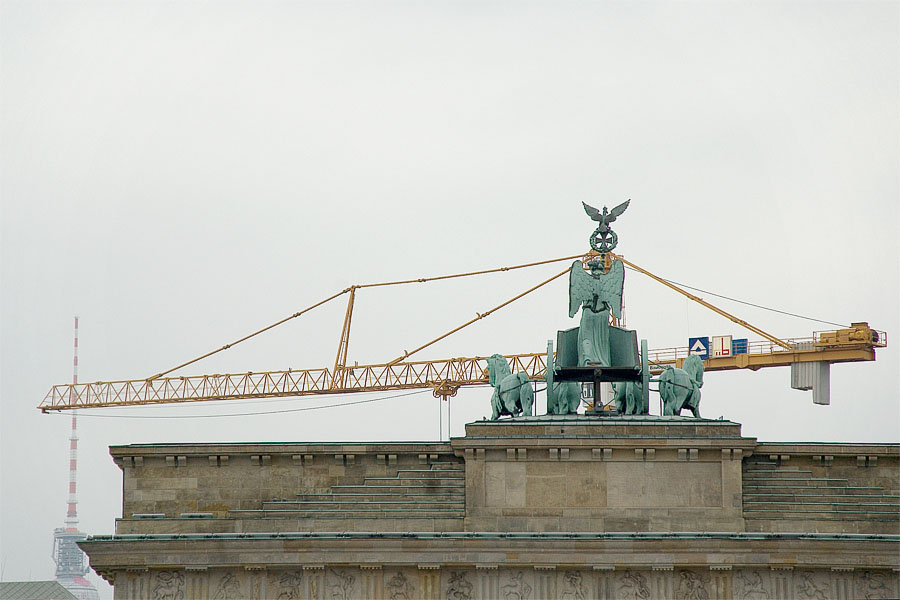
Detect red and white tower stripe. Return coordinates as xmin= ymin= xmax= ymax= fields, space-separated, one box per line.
xmin=65 ymin=316 xmax=79 ymax=531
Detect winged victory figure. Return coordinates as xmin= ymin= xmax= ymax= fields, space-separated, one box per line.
xmin=568 ymin=258 xmax=625 ymax=367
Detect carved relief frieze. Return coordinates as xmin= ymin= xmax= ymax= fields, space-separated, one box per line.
xmin=446 ymin=570 xmax=473 ymax=600
xmin=327 ymin=567 xmax=355 ymax=600
xmin=269 ymin=570 xmax=304 ymax=600
xmin=674 ymin=569 xmax=710 ymax=600
xmin=856 ymin=570 xmax=896 ymax=599
xmin=105 ymin=564 xmax=900 ymax=600
xmin=386 ymin=570 xmax=414 ymax=599
xmin=560 ymin=570 xmax=586 ymax=600
xmin=795 ymin=571 xmax=829 ymax=600
xmin=734 ymin=569 xmax=770 ymax=599
xmin=211 ymin=571 xmax=242 ymax=600
xmin=501 ymin=570 xmax=533 ymax=600
xmin=152 ymin=570 xmax=185 ymax=600
xmin=616 ymin=571 xmax=651 ymax=600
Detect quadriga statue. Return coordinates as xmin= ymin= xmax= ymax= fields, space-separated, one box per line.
xmin=659 ymin=354 xmax=704 ymax=417
xmin=545 ymin=341 xmax=580 ymax=415
xmin=612 ymin=380 xmax=647 ymax=415
xmin=486 ymin=354 xmax=534 ymax=420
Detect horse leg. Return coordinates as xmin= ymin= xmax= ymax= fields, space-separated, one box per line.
xmin=689 ymin=392 xmax=701 ymax=418
xmin=490 ymin=389 xmax=501 ymax=420
xmin=660 ymin=381 xmax=673 ymax=416
xmin=568 ymin=383 xmax=580 ymax=413
xmin=520 ymin=381 xmax=534 ymax=416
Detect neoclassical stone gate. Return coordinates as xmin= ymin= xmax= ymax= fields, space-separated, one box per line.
xmin=81 ymin=417 xmax=900 ymax=599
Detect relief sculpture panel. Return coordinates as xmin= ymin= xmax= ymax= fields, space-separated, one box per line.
xmin=856 ymin=570 xmax=897 ymax=600
xmin=615 ymin=571 xmax=651 ymax=600
xmin=269 ymin=570 xmax=304 ymax=600
xmin=327 ymin=568 xmax=356 ymax=600
xmin=795 ymin=571 xmax=829 ymax=600
xmin=733 ymin=569 xmax=770 ymax=600
xmin=560 ymin=570 xmax=586 ymax=600
xmin=211 ymin=572 xmax=242 ymax=600
xmin=446 ymin=570 xmax=474 ymax=600
xmin=386 ymin=570 xmax=414 ymax=599
xmin=674 ymin=570 xmax=710 ymax=600
xmin=501 ymin=571 xmax=533 ymax=600
xmin=153 ymin=571 xmax=185 ymax=600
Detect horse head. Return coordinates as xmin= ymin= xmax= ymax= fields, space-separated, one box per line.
xmin=486 ymin=354 xmax=512 ymax=387
xmin=683 ymin=355 xmax=705 ymax=387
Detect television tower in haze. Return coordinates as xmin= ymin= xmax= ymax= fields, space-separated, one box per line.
xmin=52 ymin=316 xmax=100 ymax=600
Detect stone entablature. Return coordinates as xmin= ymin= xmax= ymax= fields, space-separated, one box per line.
xmin=82 ymin=532 xmax=900 ymax=599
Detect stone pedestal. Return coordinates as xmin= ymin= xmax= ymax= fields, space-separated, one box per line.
xmin=453 ymin=415 xmax=756 ymax=532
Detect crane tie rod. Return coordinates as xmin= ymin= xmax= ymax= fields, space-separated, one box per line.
xmin=355 ymin=254 xmax=584 ymax=288
xmin=609 ymin=252 xmax=792 ymax=351
xmin=387 ymin=265 xmax=571 ymax=366
xmin=148 ymin=289 xmax=351 ymax=380
xmin=148 ymin=253 xmax=585 ymax=380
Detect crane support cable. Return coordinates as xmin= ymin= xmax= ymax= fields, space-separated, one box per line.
xmin=146 ymin=253 xmax=584 ymax=381
xmin=387 ymin=265 xmax=571 ymax=366
xmin=610 ymin=252 xmax=792 ymax=351
xmin=356 ymin=254 xmax=585 ymax=289
xmin=148 ymin=288 xmax=352 ymax=380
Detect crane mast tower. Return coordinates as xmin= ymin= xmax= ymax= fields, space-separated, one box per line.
xmin=52 ymin=316 xmax=99 ymax=600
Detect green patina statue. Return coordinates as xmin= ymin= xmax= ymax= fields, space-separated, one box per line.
xmin=659 ymin=355 xmax=704 ymax=417
xmin=568 ymin=258 xmax=624 ymax=367
xmin=545 ymin=340 xmax=581 ymax=415
xmin=612 ymin=380 xmax=646 ymax=415
xmin=486 ymin=354 xmax=534 ymax=420
xmin=582 ymin=199 xmax=629 ymax=253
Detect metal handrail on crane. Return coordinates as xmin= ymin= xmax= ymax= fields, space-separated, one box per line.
xmin=38 ymin=252 xmax=885 ymax=412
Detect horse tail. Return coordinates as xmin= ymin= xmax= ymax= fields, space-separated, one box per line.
xmin=658 ymin=368 xmax=677 ymax=415
xmin=518 ymin=373 xmax=534 ymax=415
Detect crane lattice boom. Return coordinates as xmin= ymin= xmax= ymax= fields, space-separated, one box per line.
xmin=38 ymin=329 xmax=884 ymax=411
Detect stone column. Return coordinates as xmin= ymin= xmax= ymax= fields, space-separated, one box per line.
xmin=832 ymin=567 xmax=854 ymax=600
xmin=304 ymin=565 xmax=325 ymax=600
xmin=651 ymin=566 xmax=674 ymax=599
xmin=476 ymin=565 xmax=499 ymax=598
xmin=360 ymin=565 xmax=382 ymax=600
xmin=184 ymin=567 xmax=208 ymax=600
xmin=708 ymin=566 xmax=732 ymax=600
xmin=418 ymin=565 xmax=441 ymax=600
xmin=592 ymin=566 xmax=615 ymax=600
xmin=770 ymin=567 xmax=793 ymax=600
xmin=534 ymin=566 xmax=556 ymax=599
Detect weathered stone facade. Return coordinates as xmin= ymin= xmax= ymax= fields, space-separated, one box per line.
xmin=81 ymin=416 xmax=900 ymax=599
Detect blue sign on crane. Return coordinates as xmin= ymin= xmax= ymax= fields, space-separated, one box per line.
xmin=688 ymin=337 xmax=710 ymax=359
xmin=733 ymin=338 xmax=749 ymax=355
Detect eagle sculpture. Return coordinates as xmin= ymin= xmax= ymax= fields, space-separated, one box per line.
xmin=582 ymin=200 xmax=630 ymax=233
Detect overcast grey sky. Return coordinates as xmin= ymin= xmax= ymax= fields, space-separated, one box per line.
xmin=1 ymin=2 xmax=897 ymax=597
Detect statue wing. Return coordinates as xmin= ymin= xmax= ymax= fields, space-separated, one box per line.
xmin=582 ymin=201 xmax=602 ymax=221
xmin=607 ymin=199 xmax=630 ymax=221
xmin=568 ymin=260 xmax=597 ymax=318
xmin=594 ymin=259 xmax=625 ymax=319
